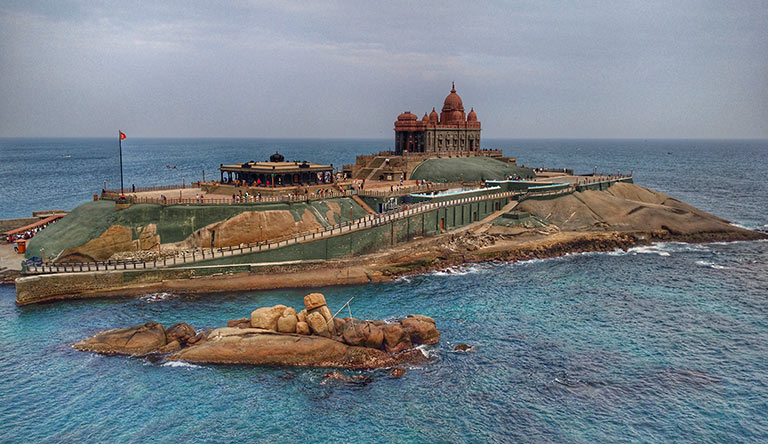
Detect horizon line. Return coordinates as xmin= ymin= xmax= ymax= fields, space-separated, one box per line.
xmin=1 ymin=136 xmax=767 ymax=142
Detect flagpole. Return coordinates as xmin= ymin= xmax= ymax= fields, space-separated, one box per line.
xmin=119 ymin=130 xmax=124 ymax=196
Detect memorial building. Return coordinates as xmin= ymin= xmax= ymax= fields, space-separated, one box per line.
xmin=394 ymin=83 xmax=481 ymax=155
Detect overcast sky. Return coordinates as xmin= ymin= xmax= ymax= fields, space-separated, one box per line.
xmin=1 ymin=1 xmax=766 ymax=139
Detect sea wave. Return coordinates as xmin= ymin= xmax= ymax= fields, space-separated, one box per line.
xmin=140 ymin=292 xmax=174 ymax=303
xmin=430 ymin=263 xmax=489 ymax=276
xmin=161 ymin=361 xmax=202 ymax=369
xmin=695 ymin=260 xmax=728 ymax=270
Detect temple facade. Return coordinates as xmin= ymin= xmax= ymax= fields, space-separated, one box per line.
xmin=394 ymin=83 xmax=481 ymax=155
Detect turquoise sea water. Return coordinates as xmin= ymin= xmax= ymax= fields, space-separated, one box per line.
xmin=1 ymin=139 xmax=767 ymax=443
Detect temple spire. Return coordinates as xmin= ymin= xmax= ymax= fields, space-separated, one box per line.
xmin=451 ymin=81 xmax=455 ymax=93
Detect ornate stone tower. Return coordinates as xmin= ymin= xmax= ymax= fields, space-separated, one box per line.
xmin=394 ymin=83 xmax=481 ymax=155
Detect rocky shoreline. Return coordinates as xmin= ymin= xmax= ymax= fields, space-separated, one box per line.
xmin=74 ymin=292 xmax=439 ymax=369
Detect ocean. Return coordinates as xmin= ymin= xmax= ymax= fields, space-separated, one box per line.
xmin=1 ymin=139 xmax=767 ymax=443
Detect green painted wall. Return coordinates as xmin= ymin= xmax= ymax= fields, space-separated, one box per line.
xmin=186 ymin=197 xmax=508 ymax=266
xmin=26 ymin=197 xmax=365 ymax=259
xmin=410 ymin=157 xmax=535 ymax=182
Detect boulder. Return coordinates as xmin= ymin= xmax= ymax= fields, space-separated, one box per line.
xmin=318 ymin=305 xmax=336 ymax=335
xmin=342 ymin=320 xmax=367 ymax=346
xmin=454 ymin=344 xmax=474 ymax=352
xmin=333 ymin=318 xmax=346 ymax=332
xmin=296 ymin=321 xmax=310 ymax=335
xmin=250 ymin=305 xmax=288 ymax=330
xmin=401 ymin=316 xmax=440 ymax=345
xmin=226 ymin=318 xmax=251 ymax=329
xmin=306 ymin=311 xmax=331 ymax=338
xmin=165 ymin=322 xmax=195 ymax=345
xmin=186 ymin=330 xmax=208 ymax=345
xmin=381 ymin=323 xmax=412 ymax=354
xmin=157 ymin=340 xmax=181 ymax=354
xmin=389 ymin=367 xmax=406 ymax=378
xmin=297 ymin=309 xmax=307 ymax=323
xmin=342 ymin=320 xmax=382 ymax=348
xmin=277 ymin=307 xmax=298 ymax=333
xmin=304 ymin=293 xmax=327 ymax=311
xmin=73 ymin=322 xmax=167 ymax=355
xmin=168 ymin=331 xmax=427 ymax=368
xmin=363 ymin=323 xmax=384 ymax=349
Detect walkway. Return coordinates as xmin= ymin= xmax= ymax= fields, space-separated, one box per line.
xmin=21 ymin=177 xmax=636 ymax=275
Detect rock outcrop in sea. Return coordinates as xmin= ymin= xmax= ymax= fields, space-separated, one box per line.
xmin=73 ymin=293 xmax=438 ymax=369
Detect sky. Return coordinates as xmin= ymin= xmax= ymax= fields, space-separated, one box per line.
xmin=0 ymin=0 xmax=766 ymax=139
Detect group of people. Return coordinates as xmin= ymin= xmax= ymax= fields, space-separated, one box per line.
xmin=231 ymin=191 xmax=262 ymax=203
xmin=5 ymin=219 xmax=57 ymax=252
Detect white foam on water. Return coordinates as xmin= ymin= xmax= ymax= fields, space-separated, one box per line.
xmin=140 ymin=292 xmax=174 ymax=303
xmin=430 ymin=264 xmax=487 ymax=276
xmin=415 ymin=344 xmax=438 ymax=359
xmin=629 ymin=245 xmax=671 ymax=256
xmin=695 ymin=260 xmax=728 ymax=270
xmin=162 ymin=361 xmax=202 ymax=369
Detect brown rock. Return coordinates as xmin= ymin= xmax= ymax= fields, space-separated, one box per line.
xmin=296 ymin=321 xmax=310 ymax=335
xmin=342 ymin=320 xmax=367 ymax=346
xmin=73 ymin=322 xmax=167 ymax=355
xmin=401 ymin=316 xmax=440 ymax=345
xmin=324 ymin=371 xmax=345 ymax=380
xmin=333 ymin=318 xmax=346 ymax=332
xmin=250 ymin=305 xmax=288 ymax=330
xmin=226 ymin=318 xmax=251 ymax=329
xmin=168 ymin=331 xmax=421 ymax=368
xmin=297 ymin=309 xmax=307 ymax=323
xmin=318 ymin=305 xmax=335 ymax=335
xmin=341 ymin=320 xmax=382 ymax=348
xmin=306 ymin=311 xmax=331 ymax=338
xmin=406 ymin=314 xmax=436 ymax=325
xmin=389 ymin=367 xmax=406 ymax=378
xmin=277 ymin=310 xmax=298 ymax=334
xmin=165 ymin=322 xmax=195 ymax=345
xmin=363 ymin=323 xmax=384 ymax=349
xmin=381 ymin=323 xmax=413 ymax=354
xmin=454 ymin=344 xmax=474 ymax=352
xmin=157 ymin=340 xmax=181 ymax=354
xmin=304 ymin=293 xmax=327 ymax=311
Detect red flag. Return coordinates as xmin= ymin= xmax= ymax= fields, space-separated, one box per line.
xmin=120 ymin=131 xmax=126 ymax=140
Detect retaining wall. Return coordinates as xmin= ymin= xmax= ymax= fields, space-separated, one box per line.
xmin=14 ymin=196 xmax=509 ymax=304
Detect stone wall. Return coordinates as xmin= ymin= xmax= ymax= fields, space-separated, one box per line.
xmin=16 ymin=196 xmax=509 ymax=304
xmin=0 ymin=217 xmax=40 ymax=233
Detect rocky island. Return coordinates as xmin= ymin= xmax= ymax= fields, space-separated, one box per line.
xmin=74 ymin=293 xmax=438 ymax=369
xmin=10 ymin=86 xmax=768 ymax=305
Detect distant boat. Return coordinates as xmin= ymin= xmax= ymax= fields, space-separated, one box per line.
xmin=166 ymin=165 xmax=177 ymax=169
xmin=62 ymin=154 xmax=72 ymax=158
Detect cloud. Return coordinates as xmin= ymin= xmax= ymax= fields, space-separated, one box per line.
xmin=0 ymin=0 xmax=766 ymax=138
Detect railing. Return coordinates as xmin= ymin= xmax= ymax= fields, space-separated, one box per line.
xmin=358 ymin=182 xmax=452 ymax=197
xmin=103 ymin=183 xmax=196 ymax=194
xmin=123 ymin=189 xmax=358 ymax=206
xmin=27 ymin=176 xmax=631 ymax=275
xmin=26 ymin=188 xmax=527 ymax=274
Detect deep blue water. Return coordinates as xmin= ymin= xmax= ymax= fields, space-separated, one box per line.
xmin=1 ymin=139 xmax=767 ymax=443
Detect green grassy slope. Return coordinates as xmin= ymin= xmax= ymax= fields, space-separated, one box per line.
xmin=410 ymin=157 xmax=536 ymax=182
xmin=25 ymin=198 xmax=366 ymax=259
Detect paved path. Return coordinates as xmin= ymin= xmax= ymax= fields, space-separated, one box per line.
xmin=0 ymin=243 xmax=23 ymax=271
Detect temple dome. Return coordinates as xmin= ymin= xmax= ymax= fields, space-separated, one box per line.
xmin=442 ymin=82 xmax=464 ymax=112
xmin=429 ymin=107 xmax=439 ymax=122
xmin=397 ymin=111 xmax=418 ymax=121
xmin=467 ymin=108 xmax=477 ymax=122
xmin=422 ymin=113 xmax=430 ymax=121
